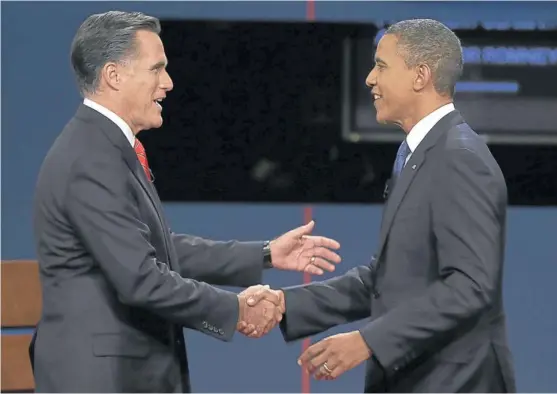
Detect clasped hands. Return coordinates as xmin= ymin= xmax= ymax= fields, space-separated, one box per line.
xmin=235 ymin=285 xmax=372 ymax=381
xmin=236 ymin=285 xmax=284 ymax=338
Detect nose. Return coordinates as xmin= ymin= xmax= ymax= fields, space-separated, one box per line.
xmin=366 ymin=68 xmax=377 ymax=88
xmin=160 ymin=68 xmax=174 ymax=92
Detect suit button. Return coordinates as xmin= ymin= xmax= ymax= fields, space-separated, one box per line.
xmin=373 ymin=291 xmax=381 ymax=299
xmin=218 ymin=329 xmax=224 ymax=335
xmin=202 ymin=321 xmax=208 ymax=328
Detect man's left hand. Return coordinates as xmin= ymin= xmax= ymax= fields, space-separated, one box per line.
xmin=270 ymin=220 xmax=341 ymax=275
xmin=298 ymin=331 xmax=372 ymax=380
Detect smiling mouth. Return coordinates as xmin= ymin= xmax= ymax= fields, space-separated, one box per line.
xmin=154 ymin=98 xmax=163 ymax=109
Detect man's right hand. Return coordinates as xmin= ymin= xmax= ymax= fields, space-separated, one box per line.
xmin=236 ymin=285 xmax=285 ymax=338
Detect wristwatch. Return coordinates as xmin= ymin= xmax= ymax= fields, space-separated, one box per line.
xmin=262 ymin=240 xmax=273 ymax=269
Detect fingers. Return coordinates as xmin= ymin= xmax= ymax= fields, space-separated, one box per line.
xmin=273 ymin=303 xmax=284 ymax=323
xmin=297 ymin=332 xmax=368 ymax=381
xmin=305 ymin=235 xmax=341 ymax=250
xmin=304 ymin=347 xmax=330 ymax=374
xmin=261 ymin=299 xmax=282 ymax=334
xmin=238 ymin=297 xmax=283 ymax=338
xmin=298 ymin=339 xmax=341 ymax=380
xmin=262 ymin=312 xmax=280 ymax=335
xmin=306 ymin=257 xmax=334 ymax=274
xmin=305 ymin=263 xmax=324 ymax=275
xmin=314 ymin=358 xmax=339 ymax=380
xmin=307 ymin=245 xmax=342 ymax=264
xmin=241 ymin=315 xmax=279 ymax=338
xmin=302 ymin=245 xmax=341 ymax=275
xmin=237 ymin=320 xmax=255 ymax=332
xmin=298 ymin=340 xmax=326 ymax=366
xmin=237 ymin=285 xmax=285 ymax=338
xmin=237 ymin=322 xmax=257 ymax=336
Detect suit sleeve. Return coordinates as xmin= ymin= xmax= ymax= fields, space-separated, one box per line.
xmin=359 ymin=148 xmax=505 ymax=375
xmin=171 ymin=233 xmax=264 ymax=287
xmin=279 ymin=264 xmax=374 ymax=341
xmin=65 ymin=153 xmax=239 ymax=341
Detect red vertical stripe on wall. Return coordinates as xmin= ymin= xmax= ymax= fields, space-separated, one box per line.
xmin=301 ymin=206 xmax=313 ymax=393
xmin=302 ymin=4 xmax=315 ymax=393
xmin=306 ymin=0 xmax=315 ymax=21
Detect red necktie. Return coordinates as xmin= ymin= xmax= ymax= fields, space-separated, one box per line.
xmin=134 ymin=139 xmax=152 ymax=181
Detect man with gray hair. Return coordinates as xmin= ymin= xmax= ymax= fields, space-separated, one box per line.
xmin=245 ymin=18 xmax=516 ymax=392
xmin=30 ymin=10 xmax=342 ymax=392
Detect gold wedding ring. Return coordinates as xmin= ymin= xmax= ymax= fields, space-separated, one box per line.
xmin=310 ymin=256 xmax=316 ymax=263
xmin=322 ymin=362 xmax=332 ymax=374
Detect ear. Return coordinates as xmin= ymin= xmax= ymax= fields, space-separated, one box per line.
xmin=413 ymin=64 xmax=431 ymax=92
xmin=100 ymin=62 xmax=122 ymax=91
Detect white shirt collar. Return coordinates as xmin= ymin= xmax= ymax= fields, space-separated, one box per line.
xmin=83 ymin=98 xmax=135 ymax=147
xmin=405 ymin=103 xmax=455 ymax=153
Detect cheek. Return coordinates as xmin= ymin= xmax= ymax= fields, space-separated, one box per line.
xmin=385 ymin=76 xmax=411 ymax=102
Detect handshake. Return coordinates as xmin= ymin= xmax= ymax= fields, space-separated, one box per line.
xmin=236 ymin=285 xmax=285 ymax=338
xmin=233 ymin=284 xmax=373 ymax=382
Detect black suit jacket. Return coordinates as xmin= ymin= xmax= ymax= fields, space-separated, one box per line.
xmin=279 ymin=111 xmax=517 ymax=392
xmin=30 ymin=104 xmax=265 ymax=392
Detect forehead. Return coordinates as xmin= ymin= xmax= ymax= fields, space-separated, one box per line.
xmin=134 ymin=30 xmax=166 ymax=61
xmin=375 ymin=34 xmax=400 ymax=62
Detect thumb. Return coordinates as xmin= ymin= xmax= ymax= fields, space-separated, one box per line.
xmin=247 ymin=285 xmax=270 ymax=306
xmin=290 ymin=220 xmax=315 ymax=237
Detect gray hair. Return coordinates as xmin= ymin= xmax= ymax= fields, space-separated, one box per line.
xmin=70 ymin=11 xmax=161 ymax=95
xmin=386 ymin=19 xmax=463 ymax=96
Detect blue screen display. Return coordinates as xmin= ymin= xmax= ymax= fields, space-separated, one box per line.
xmin=344 ymin=23 xmax=557 ymax=144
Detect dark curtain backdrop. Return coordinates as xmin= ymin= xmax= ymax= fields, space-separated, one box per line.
xmin=140 ymin=20 xmax=557 ymax=206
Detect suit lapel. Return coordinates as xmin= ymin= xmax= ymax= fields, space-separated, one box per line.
xmin=375 ymin=110 xmax=465 ymax=261
xmin=76 ymin=105 xmax=177 ymax=270
xmin=130 ymin=156 xmax=180 ymax=271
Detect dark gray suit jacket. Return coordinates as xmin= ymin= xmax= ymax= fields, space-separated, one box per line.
xmin=31 ymin=104 xmax=265 ymax=392
xmin=279 ymin=111 xmax=517 ymax=392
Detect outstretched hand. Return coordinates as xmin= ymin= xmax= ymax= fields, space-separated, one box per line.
xmin=270 ymin=220 xmax=341 ymax=275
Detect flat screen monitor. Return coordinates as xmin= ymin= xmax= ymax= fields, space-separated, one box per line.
xmin=342 ymin=23 xmax=557 ymax=145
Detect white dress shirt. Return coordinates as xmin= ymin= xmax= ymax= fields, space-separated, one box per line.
xmin=405 ymin=103 xmax=455 ymax=164
xmin=83 ymin=98 xmax=135 ymax=147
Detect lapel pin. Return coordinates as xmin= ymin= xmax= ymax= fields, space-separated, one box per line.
xmin=412 ymin=164 xmax=417 ymax=170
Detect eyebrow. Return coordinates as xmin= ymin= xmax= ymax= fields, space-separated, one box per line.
xmin=375 ymin=57 xmax=387 ymax=66
xmin=151 ymin=60 xmax=167 ymax=70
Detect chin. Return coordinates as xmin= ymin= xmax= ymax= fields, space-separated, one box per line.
xmin=149 ymin=116 xmax=164 ymax=130
xmin=375 ymin=112 xmax=389 ymax=125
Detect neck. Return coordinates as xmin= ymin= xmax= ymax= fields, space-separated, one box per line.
xmin=85 ymin=94 xmax=139 ymax=135
xmin=399 ymin=96 xmax=453 ymax=134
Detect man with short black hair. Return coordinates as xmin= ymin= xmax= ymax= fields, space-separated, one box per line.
xmin=246 ymin=18 xmax=517 ymax=392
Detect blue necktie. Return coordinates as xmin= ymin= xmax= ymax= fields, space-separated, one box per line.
xmin=392 ymin=139 xmax=411 ymax=179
